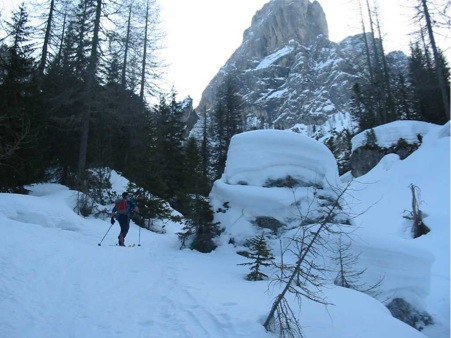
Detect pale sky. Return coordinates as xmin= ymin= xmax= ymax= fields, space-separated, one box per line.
xmin=1 ymin=0 xmax=449 ymax=106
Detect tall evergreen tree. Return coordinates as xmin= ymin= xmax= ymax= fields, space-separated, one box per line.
xmin=211 ymin=74 xmax=243 ymax=179
xmin=352 ymin=0 xmax=400 ymax=131
xmin=0 ymin=4 xmax=45 ymax=190
xmin=414 ymin=0 xmax=450 ymax=120
xmin=148 ymin=92 xmax=185 ymax=199
xmin=181 ymin=137 xmax=210 ymax=197
xmin=77 ymin=0 xmax=102 ymax=184
xmin=37 ymin=0 xmax=55 ymax=82
xmin=409 ymin=42 xmax=450 ymax=124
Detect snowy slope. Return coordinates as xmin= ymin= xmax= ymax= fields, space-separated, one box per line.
xmin=0 ymin=187 xmax=428 ymax=338
xmin=348 ymin=122 xmax=450 ymax=338
xmin=0 ymin=122 xmax=449 ymax=338
xmin=0 ymin=185 xmax=270 ymax=337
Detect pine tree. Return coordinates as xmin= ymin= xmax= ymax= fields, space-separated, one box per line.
xmin=147 ymin=92 xmax=185 ymax=199
xmin=211 ymin=74 xmax=243 ymax=179
xmin=414 ymin=0 xmax=450 ymax=120
xmin=409 ymin=42 xmax=450 ymax=124
xmin=239 ymin=234 xmax=274 ymax=281
xmin=0 ymin=4 xmax=45 ymax=190
xmin=77 ymin=0 xmax=102 ymax=182
xmin=351 ymin=82 xmax=377 ymax=131
xmin=182 ymin=137 xmax=210 ymax=196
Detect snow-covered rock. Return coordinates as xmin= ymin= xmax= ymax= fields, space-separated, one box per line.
xmin=223 ymin=129 xmax=338 ymax=187
xmin=210 ymin=129 xmax=341 ymax=244
xmin=351 ymin=120 xmax=440 ymax=151
xmin=350 ymin=121 xmax=441 ymax=177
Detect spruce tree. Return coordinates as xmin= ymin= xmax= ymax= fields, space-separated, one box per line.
xmin=409 ymin=42 xmax=450 ymax=124
xmin=239 ymin=234 xmax=274 ymax=281
xmin=148 ymin=92 xmax=185 ymax=199
xmin=211 ymin=74 xmax=243 ymax=179
xmin=0 ymin=4 xmax=45 ymax=190
xmin=414 ymin=0 xmax=450 ymax=120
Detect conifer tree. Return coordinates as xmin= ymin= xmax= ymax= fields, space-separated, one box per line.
xmin=148 ymin=92 xmax=185 ymax=199
xmin=352 ymin=0 xmax=400 ymax=131
xmin=37 ymin=0 xmax=55 ymax=82
xmin=413 ymin=0 xmax=450 ymax=120
xmin=181 ymin=137 xmax=210 ymax=196
xmin=211 ymin=74 xmax=243 ymax=179
xmin=77 ymin=0 xmax=102 ymax=183
xmin=239 ymin=234 xmax=274 ymax=281
xmin=0 ymin=4 xmax=45 ymax=190
xmin=409 ymin=42 xmax=450 ymax=124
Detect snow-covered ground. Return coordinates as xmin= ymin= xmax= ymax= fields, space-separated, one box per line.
xmin=0 ymin=121 xmax=449 ymax=338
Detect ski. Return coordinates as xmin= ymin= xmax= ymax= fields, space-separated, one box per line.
xmin=100 ymin=243 xmax=140 ymax=247
xmin=112 ymin=243 xmax=137 ymax=247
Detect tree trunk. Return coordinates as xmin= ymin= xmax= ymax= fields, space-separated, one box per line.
xmin=55 ymin=5 xmax=68 ymax=65
xmin=38 ymin=0 xmax=54 ymax=81
xmin=140 ymin=1 xmax=149 ymax=102
xmin=365 ymin=0 xmax=387 ymax=124
xmin=421 ymin=0 xmax=450 ymax=120
xmin=263 ymin=185 xmax=349 ymax=332
xmin=121 ymin=3 xmax=133 ymax=89
xmin=359 ymin=0 xmax=374 ymax=83
xmin=77 ymin=0 xmax=102 ymax=179
xmin=375 ymin=8 xmax=396 ymax=120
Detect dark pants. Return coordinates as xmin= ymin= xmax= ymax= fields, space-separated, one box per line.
xmin=117 ymin=214 xmax=130 ymax=239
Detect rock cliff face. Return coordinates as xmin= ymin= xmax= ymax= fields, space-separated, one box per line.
xmin=240 ymin=0 xmax=328 ymax=60
xmin=195 ymin=0 xmax=335 ymax=129
xmin=192 ymin=0 xmax=407 ymax=136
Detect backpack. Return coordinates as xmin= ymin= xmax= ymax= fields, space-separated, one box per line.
xmin=115 ymin=198 xmax=128 ymax=215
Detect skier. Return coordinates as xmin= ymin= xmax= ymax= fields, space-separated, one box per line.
xmin=111 ymin=192 xmax=139 ymax=246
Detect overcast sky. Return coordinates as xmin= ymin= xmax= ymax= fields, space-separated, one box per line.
xmin=1 ymin=0 xmax=449 ymax=106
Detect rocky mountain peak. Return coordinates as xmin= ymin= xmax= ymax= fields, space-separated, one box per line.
xmin=195 ymin=0 xmax=330 ymax=117
xmin=241 ymin=0 xmax=328 ymax=59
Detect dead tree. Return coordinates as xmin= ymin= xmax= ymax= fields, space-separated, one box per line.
xmin=404 ymin=184 xmax=430 ymax=238
xmin=263 ymin=183 xmax=352 ymax=337
xmin=334 ymin=234 xmax=382 ymax=297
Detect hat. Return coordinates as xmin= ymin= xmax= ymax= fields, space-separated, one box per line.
xmin=122 ymin=192 xmax=129 ymax=198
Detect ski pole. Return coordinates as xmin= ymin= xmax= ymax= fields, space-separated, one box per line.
xmin=98 ymin=222 xmax=114 ymax=246
xmin=138 ymin=224 xmax=141 ymax=246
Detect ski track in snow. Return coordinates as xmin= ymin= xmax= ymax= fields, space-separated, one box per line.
xmin=0 ymin=217 xmax=264 ymax=338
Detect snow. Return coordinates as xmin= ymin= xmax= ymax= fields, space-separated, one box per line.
xmin=266 ymin=88 xmax=288 ymax=99
xmin=290 ymin=111 xmax=355 ymax=139
xmin=351 ymin=120 xmax=440 ymax=151
xmin=222 ymin=129 xmax=339 ymax=187
xmin=255 ymin=45 xmax=294 ymax=70
xmin=0 ymin=121 xmax=449 ymax=338
xmin=347 ymin=122 xmax=450 ymax=337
